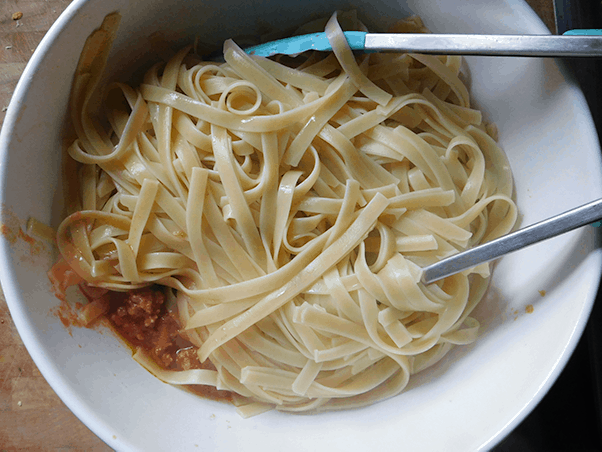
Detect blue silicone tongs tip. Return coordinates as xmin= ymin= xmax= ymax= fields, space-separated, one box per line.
xmin=244 ymin=31 xmax=367 ymax=57
xmin=563 ymin=29 xmax=602 ymax=36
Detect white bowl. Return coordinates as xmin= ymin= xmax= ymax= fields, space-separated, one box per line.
xmin=1 ymin=0 xmax=601 ymax=450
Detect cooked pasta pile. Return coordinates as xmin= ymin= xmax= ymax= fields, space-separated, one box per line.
xmin=55 ymin=11 xmax=517 ymax=416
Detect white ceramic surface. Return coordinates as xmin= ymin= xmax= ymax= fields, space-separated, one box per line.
xmin=1 ymin=0 xmax=601 ymax=451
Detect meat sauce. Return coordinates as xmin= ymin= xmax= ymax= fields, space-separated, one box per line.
xmin=102 ymin=286 xmax=232 ymax=403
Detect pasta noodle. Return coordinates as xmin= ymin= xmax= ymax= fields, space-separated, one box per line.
xmin=53 ymin=11 xmax=518 ymax=416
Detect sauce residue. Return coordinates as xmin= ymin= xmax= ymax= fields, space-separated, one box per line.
xmin=0 ymin=207 xmax=50 ymax=258
xmin=61 ymin=283 xmax=232 ymax=403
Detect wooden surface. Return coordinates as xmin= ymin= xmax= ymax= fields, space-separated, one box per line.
xmin=0 ymin=1 xmax=556 ymax=450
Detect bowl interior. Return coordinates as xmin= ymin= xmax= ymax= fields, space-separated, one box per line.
xmin=1 ymin=0 xmax=601 ymax=451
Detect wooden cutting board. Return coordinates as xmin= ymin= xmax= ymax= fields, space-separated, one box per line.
xmin=0 ymin=1 xmax=556 ymax=450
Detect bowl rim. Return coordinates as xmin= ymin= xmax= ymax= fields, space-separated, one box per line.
xmin=0 ymin=0 xmax=127 ymax=448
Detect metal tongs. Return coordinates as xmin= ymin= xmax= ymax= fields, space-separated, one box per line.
xmin=245 ymin=29 xmax=602 ymax=58
xmin=421 ymin=199 xmax=602 ymax=285
xmin=243 ymin=28 xmax=602 ymax=283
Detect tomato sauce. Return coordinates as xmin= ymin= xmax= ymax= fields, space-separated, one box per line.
xmin=49 ymin=255 xmax=233 ymax=402
xmin=99 ymin=286 xmax=232 ymax=402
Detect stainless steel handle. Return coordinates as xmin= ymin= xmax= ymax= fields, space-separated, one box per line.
xmin=364 ymin=34 xmax=602 ymax=57
xmin=421 ymin=198 xmax=602 ymax=285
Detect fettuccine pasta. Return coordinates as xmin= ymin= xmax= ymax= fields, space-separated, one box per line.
xmin=53 ymin=11 xmax=518 ymax=416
